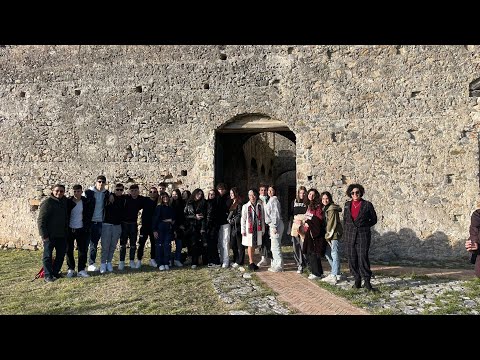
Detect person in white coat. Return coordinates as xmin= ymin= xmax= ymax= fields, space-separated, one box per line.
xmin=241 ymin=188 xmax=265 ymax=271
xmin=264 ymin=186 xmax=284 ymax=272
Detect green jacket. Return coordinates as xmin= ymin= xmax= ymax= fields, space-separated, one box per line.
xmin=324 ymin=203 xmax=343 ymax=241
xmin=37 ymin=195 xmax=68 ymax=239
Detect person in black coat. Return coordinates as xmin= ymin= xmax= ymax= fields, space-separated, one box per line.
xmin=343 ymin=183 xmax=377 ymax=291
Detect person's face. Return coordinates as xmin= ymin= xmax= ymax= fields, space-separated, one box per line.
xmin=158 ymin=186 xmax=166 ymax=193
xmin=130 ymin=188 xmax=139 ymax=198
xmin=299 ymin=189 xmax=305 ymax=200
xmin=52 ymin=186 xmax=65 ymax=199
xmin=73 ymin=188 xmax=82 ymax=200
xmin=267 ymin=187 xmax=275 ymax=197
xmin=95 ymin=179 xmax=106 ymax=191
xmin=307 ymin=191 xmax=315 ymax=202
xmin=350 ymin=188 xmax=361 ymax=200
xmin=182 ymin=192 xmax=189 ymax=200
xmin=149 ymin=188 xmax=158 ymax=200
xmin=248 ymin=191 xmax=257 ymax=204
xmin=195 ymin=191 xmax=203 ymax=201
xmin=230 ymin=190 xmax=235 ymax=199
xmin=322 ymin=194 xmax=330 ymax=206
xmin=208 ymin=191 xmax=216 ymax=200
xmin=115 ymin=187 xmax=124 ymax=196
xmin=161 ymin=194 xmax=170 ymax=205
xmin=171 ymin=191 xmax=178 ymax=200
xmin=259 ymin=187 xmax=267 ymax=196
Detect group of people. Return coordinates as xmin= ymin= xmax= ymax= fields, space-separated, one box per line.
xmin=37 ymin=175 xmax=379 ymax=291
xmin=289 ymin=183 xmax=377 ymax=290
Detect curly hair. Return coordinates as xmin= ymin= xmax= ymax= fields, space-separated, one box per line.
xmin=346 ymin=183 xmax=365 ymax=198
xmin=305 ymin=188 xmax=321 ymax=209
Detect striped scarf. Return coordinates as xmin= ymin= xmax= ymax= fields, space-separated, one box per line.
xmin=248 ymin=202 xmax=262 ymax=233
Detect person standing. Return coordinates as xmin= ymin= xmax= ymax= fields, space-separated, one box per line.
xmin=241 ymin=189 xmax=265 ymax=272
xmin=152 ymin=192 xmax=175 ymax=271
xmin=66 ymin=184 xmax=93 ymax=278
xmin=290 ymin=186 xmax=308 ymax=274
xmin=465 ymin=204 xmax=480 ymax=277
xmin=100 ymin=184 xmax=126 ymax=273
xmin=206 ymin=189 xmax=221 ymax=267
xmin=184 ymin=189 xmax=207 ymax=268
xmin=37 ymin=184 xmax=68 ymax=283
xmin=320 ymin=191 xmax=343 ymax=285
xmin=136 ymin=186 xmax=159 ymax=269
xmin=170 ymin=189 xmax=185 ymax=267
xmin=228 ymin=187 xmax=244 ymax=268
xmin=216 ymin=183 xmax=230 ymax=268
xmin=264 ymin=186 xmax=284 ymax=272
xmin=257 ymin=184 xmax=271 ymax=267
xmin=343 ymin=183 xmax=378 ymax=291
xmin=85 ymin=175 xmax=110 ymax=272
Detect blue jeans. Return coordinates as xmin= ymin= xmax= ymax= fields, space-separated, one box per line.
xmin=324 ymin=239 xmax=340 ymax=276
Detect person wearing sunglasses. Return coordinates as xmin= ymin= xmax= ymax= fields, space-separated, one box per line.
xmin=343 ymin=183 xmax=377 ymax=291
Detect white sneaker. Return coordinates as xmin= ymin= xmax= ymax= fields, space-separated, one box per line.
xmin=158 ymin=265 xmax=165 ymax=271
xmin=135 ymin=260 xmax=142 ymax=269
xmin=129 ymin=260 xmax=136 ymax=268
xmin=174 ymin=260 xmax=183 ymax=267
xmin=77 ymin=270 xmax=90 ymax=278
xmin=336 ymin=274 xmax=346 ymax=281
xmin=87 ymin=264 xmax=98 ymax=272
xmin=231 ymin=263 xmax=239 ymax=269
xmin=257 ymin=257 xmax=268 ymax=267
xmin=118 ymin=261 xmax=125 ymax=270
xmin=106 ymin=262 xmax=113 ymax=272
xmin=268 ymin=267 xmax=283 ymax=273
xmin=222 ymin=262 xmax=229 ymax=268
xmin=321 ymin=274 xmax=337 ymax=284
xmin=67 ymin=269 xmax=76 ymax=278
xmin=100 ymin=263 xmax=107 ymax=274
xmin=164 ymin=265 xmax=170 ymax=271
xmin=149 ymin=259 xmax=158 ymax=267
xmin=308 ymin=274 xmax=320 ymax=280
xmin=191 ymin=265 xmax=197 ymax=269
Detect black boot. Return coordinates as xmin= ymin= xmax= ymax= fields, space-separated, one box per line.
xmin=364 ymin=278 xmax=376 ymax=292
xmin=352 ymin=277 xmax=361 ymax=289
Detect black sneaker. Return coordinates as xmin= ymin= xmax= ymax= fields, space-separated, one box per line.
xmin=44 ymin=276 xmax=55 ymax=283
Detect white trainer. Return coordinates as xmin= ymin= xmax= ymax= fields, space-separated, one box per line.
xmin=100 ymin=263 xmax=107 ymax=274
xmin=129 ymin=260 xmax=136 ymax=268
xmin=174 ymin=260 xmax=183 ymax=267
xmin=87 ymin=264 xmax=98 ymax=272
xmin=308 ymin=274 xmax=320 ymax=280
xmin=164 ymin=265 xmax=170 ymax=271
xmin=149 ymin=259 xmax=158 ymax=267
xmin=231 ymin=263 xmax=239 ymax=269
xmin=257 ymin=257 xmax=268 ymax=267
xmin=321 ymin=274 xmax=337 ymax=284
xmin=191 ymin=265 xmax=197 ymax=269
xmin=135 ymin=260 xmax=142 ymax=269
xmin=222 ymin=263 xmax=229 ymax=268
xmin=118 ymin=261 xmax=125 ymax=270
xmin=66 ymin=269 xmax=76 ymax=278
xmin=158 ymin=265 xmax=165 ymax=271
xmin=106 ymin=262 xmax=113 ymax=272
xmin=77 ymin=270 xmax=90 ymax=278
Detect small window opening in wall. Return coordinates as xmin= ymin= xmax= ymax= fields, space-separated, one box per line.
xmin=407 ymin=129 xmax=416 ymax=141
xmin=410 ymin=91 xmax=420 ymax=98
xmin=19 ymin=91 xmax=25 ymax=97
xmin=469 ymin=78 xmax=480 ymax=97
xmin=453 ymin=214 xmax=461 ymax=222
xmin=135 ymin=86 xmax=142 ymax=93
xmin=287 ymin=47 xmax=294 ymax=54
xmin=219 ymin=53 xmax=227 ymax=60
xmin=446 ymin=174 xmax=454 ymax=184
xmin=307 ymin=175 xmax=313 ymax=181
xmin=331 ymin=133 xmax=337 ymax=142
xmin=203 ymin=83 xmax=210 ymax=90
xmin=74 ymin=89 xmax=81 ymax=96
xmin=341 ymin=175 xmax=347 ymax=184
xmin=326 ymin=49 xmax=332 ymax=60
xmin=181 ymin=170 xmax=187 ymax=176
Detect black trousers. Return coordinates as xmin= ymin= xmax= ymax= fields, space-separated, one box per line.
xmin=347 ymin=235 xmax=372 ymax=280
xmin=207 ymin=226 xmax=220 ymax=265
xmin=66 ymin=227 xmax=88 ymax=272
xmin=42 ymin=237 xmax=66 ymax=278
xmin=307 ymin=253 xmax=323 ymax=277
xmin=230 ymin=230 xmax=245 ymax=265
xmin=260 ymin=224 xmax=272 ymax=258
xmin=137 ymin=225 xmax=155 ymax=261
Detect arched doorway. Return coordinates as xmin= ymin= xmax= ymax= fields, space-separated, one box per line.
xmin=215 ymin=114 xmax=296 ymax=228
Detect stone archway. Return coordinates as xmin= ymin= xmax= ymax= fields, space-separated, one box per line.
xmin=215 ymin=113 xmax=296 ymax=203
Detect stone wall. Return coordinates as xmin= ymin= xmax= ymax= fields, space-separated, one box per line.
xmin=0 ymin=45 xmax=479 ymax=262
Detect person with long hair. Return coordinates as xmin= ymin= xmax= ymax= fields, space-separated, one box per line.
xmin=184 ymin=188 xmax=207 ymax=268
xmin=228 ymin=187 xmax=244 ymax=268
xmin=320 ymin=191 xmax=343 ymax=285
xmin=301 ymin=188 xmax=325 ymax=280
xmin=241 ymin=188 xmax=265 ymax=271
xmin=152 ymin=192 xmax=175 ymax=271
xmin=170 ymin=189 xmax=185 ymax=267
xmin=290 ymin=186 xmax=308 ymax=273
xmin=264 ymin=185 xmax=284 ymax=272
xmin=343 ymin=183 xmax=377 ymax=291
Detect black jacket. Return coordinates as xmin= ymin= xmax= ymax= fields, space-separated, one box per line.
xmin=38 ymin=195 xmax=68 ymax=239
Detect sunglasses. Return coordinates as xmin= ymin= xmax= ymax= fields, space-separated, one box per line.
xmin=149 ymin=191 xmax=158 ymax=194
xmin=115 ymin=188 xmax=124 ymax=192
xmin=97 ymin=180 xmax=105 ymax=183
xmin=351 ymin=191 xmax=360 ymax=195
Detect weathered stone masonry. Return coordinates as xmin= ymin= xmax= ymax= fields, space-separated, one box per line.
xmin=0 ymin=45 xmax=479 ymax=262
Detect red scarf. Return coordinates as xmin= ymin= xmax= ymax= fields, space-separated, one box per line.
xmin=248 ymin=202 xmax=262 ymax=233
